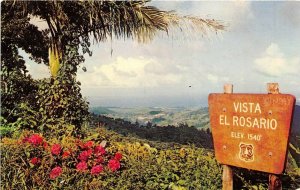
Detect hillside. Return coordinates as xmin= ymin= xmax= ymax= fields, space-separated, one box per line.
xmin=90 ymin=107 xmax=210 ymax=129
xmin=91 ymin=105 xmax=300 ymax=167
xmin=92 ymin=114 xmax=213 ymax=149
xmin=89 ymin=115 xmax=300 ymax=189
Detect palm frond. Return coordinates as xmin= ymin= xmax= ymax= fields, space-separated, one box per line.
xmin=7 ymin=0 xmax=226 ymax=44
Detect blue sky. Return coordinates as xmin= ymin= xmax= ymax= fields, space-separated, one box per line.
xmin=25 ymin=1 xmax=300 ymax=107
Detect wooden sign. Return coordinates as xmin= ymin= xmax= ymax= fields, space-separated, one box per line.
xmin=208 ymin=93 xmax=295 ymax=174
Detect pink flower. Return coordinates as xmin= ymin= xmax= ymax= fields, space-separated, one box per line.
xmin=94 ymin=156 xmax=104 ymax=164
xmin=76 ymin=161 xmax=87 ymax=171
xmin=78 ymin=150 xmax=92 ymax=161
xmin=51 ymin=144 xmax=61 ymax=155
xmin=50 ymin=166 xmax=62 ymax=179
xmin=83 ymin=141 xmax=94 ymax=149
xmin=114 ymin=152 xmax=122 ymax=161
xmin=30 ymin=157 xmax=40 ymax=165
xmin=28 ymin=134 xmax=43 ymax=146
xmin=108 ymin=159 xmax=120 ymax=172
xmin=91 ymin=165 xmax=103 ymax=175
xmin=94 ymin=145 xmax=106 ymax=156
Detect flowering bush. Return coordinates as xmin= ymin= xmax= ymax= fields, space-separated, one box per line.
xmin=39 ymin=134 xmax=121 ymax=178
xmin=26 ymin=134 xmax=44 ymax=146
xmin=91 ymin=165 xmax=103 ymax=175
xmin=114 ymin=152 xmax=122 ymax=160
xmin=1 ymin=131 xmax=123 ymax=189
xmin=76 ymin=161 xmax=88 ymax=171
xmin=108 ymin=159 xmax=121 ymax=172
xmin=50 ymin=167 xmax=62 ymax=179
xmin=30 ymin=157 xmax=40 ymax=165
xmin=51 ymin=144 xmax=61 ymax=155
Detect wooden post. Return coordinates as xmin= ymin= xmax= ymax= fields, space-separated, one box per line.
xmin=267 ymin=83 xmax=282 ymax=190
xmin=222 ymin=84 xmax=233 ymax=190
xmin=222 ymin=165 xmax=233 ymax=190
xmin=224 ymin=84 xmax=233 ymax=94
xmin=267 ymin=83 xmax=280 ymax=94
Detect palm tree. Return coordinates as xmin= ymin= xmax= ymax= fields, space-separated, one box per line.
xmin=4 ymin=0 xmax=225 ymax=76
xmin=1 ymin=1 xmax=226 ymax=130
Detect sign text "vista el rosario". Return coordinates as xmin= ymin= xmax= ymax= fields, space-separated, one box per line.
xmin=219 ymin=102 xmax=278 ymax=130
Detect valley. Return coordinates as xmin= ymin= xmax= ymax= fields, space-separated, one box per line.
xmin=90 ymin=106 xmax=210 ymax=129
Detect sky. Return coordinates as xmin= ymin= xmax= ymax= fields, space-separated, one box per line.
xmin=24 ymin=1 xmax=300 ymax=107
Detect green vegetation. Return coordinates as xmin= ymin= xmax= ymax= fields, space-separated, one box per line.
xmin=149 ymin=110 xmax=163 ymax=115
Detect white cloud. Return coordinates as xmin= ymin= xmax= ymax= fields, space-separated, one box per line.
xmin=78 ymin=56 xmax=182 ymax=88
xmin=25 ymin=62 xmax=50 ymax=79
xmin=254 ymin=43 xmax=300 ymax=77
xmin=19 ymin=49 xmax=50 ymax=79
xmin=151 ymin=1 xmax=253 ymax=29
xmin=207 ymin=74 xmax=219 ymax=83
xmin=206 ymin=73 xmax=230 ymax=84
xmin=144 ymin=61 xmax=170 ymax=75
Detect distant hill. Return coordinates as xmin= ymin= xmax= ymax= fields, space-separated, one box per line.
xmin=89 ymin=107 xmax=115 ymax=115
xmin=90 ymin=107 xmax=210 ymax=129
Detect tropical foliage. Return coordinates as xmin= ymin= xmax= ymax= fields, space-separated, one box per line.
xmin=1 ymin=0 xmax=225 ymax=134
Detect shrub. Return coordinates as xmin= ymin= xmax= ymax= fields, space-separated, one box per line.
xmin=112 ymin=142 xmax=222 ymax=189
xmin=0 ymin=131 xmax=122 ymax=189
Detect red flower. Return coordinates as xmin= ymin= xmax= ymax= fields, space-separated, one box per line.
xmin=43 ymin=142 xmax=49 ymax=149
xmin=30 ymin=157 xmax=40 ymax=165
xmin=78 ymin=150 xmax=92 ymax=161
xmin=108 ymin=159 xmax=120 ymax=172
xmin=114 ymin=152 xmax=122 ymax=161
xmin=76 ymin=161 xmax=87 ymax=171
xmin=51 ymin=144 xmax=61 ymax=155
xmin=94 ymin=145 xmax=106 ymax=156
xmin=50 ymin=166 xmax=62 ymax=179
xmin=62 ymin=151 xmax=71 ymax=159
xmin=83 ymin=141 xmax=94 ymax=149
xmin=91 ymin=165 xmax=103 ymax=175
xmin=94 ymin=156 xmax=104 ymax=164
xmin=28 ymin=134 xmax=43 ymax=146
